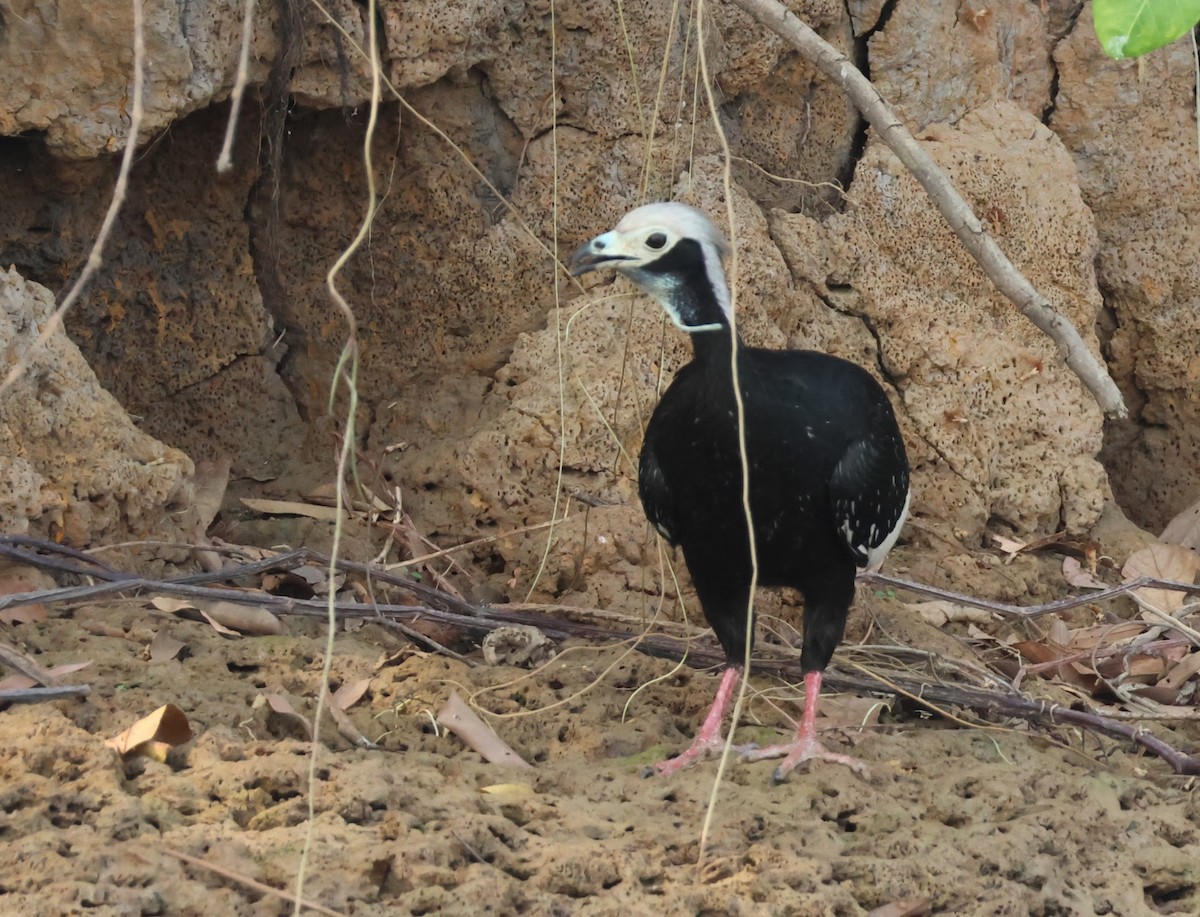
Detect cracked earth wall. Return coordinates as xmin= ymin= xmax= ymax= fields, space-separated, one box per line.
xmin=0 ymin=0 xmax=1196 ymax=585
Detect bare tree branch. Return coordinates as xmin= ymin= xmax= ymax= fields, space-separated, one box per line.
xmin=860 ymin=571 xmax=1200 ymax=618
xmin=6 ymin=536 xmax=1199 ymax=773
xmin=725 ymin=0 xmax=1128 ymax=419
xmin=0 ymin=639 xmax=64 ymax=685
xmin=0 ymin=685 xmax=92 ymax=704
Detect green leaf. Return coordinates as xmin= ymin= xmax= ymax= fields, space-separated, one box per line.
xmin=1093 ymin=0 xmax=1200 ymax=60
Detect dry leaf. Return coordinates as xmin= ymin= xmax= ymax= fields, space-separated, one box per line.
xmin=151 ymin=596 xmax=197 ymax=614
xmin=480 ymin=782 xmax=535 ymax=800
xmin=868 ymin=900 xmax=931 ymax=917
xmin=0 ymin=577 xmax=47 ymax=625
xmin=306 ymin=481 xmax=390 ymax=513
xmin=1062 ymin=557 xmax=1106 ymax=590
xmin=258 ymin=693 xmax=313 ymax=739
xmin=990 ymin=533 xmax=1027 ymax=560
xmin=0 ymin=603 xmax=47 ymax=625
xmin=909 ymin=600 xmax=995 ymax=628
xmin=105 ymin=704 xmax=193 ymax=757
xmin=191 ymin=457 xmax=232 ymax=531
xmin=1120 ymin=655 xmax=1168 ymax=680
xmin=328 ymin=701 xmax=376 ymax=748
xmin=0 ymin=673 xmax=36 ymax=692
xmin=967 ymin=623 xmax=994 ymax=641
xmin=1161 ymin=497 xmax=1200 ymax=551
xmin=1122 ymin=688 xmax=1199 ymax=712
xmin=0 ymin=641 xmax=89 ymax=686
xmin=482 ymin=625 xmax=555 ymax=667
xmin=332 ymin=678 xmax=371 ymax=711
xmin=1065 ymin=621 xmax=1144 ymax=652
xmin=437 ymin=690 xmax=534 ymax=769
xmin=240 ymin=497 xmax=346 ymax=523
xmin=1158 ymin=651 xmax=1200 ymax=692
xmin=1013 ymin=641 xmax=1096 ymax=691
xmin=199 ymin=610 xmax=241 ymax=637
xmin=292 ymin=565 xmax=330 ymax=587
xmin=1121 ymin=544 xmax=1200 ymax=613
xmin=148 ymin=630 xmax=186 ymax=663
xmin=1048 ymin=619 xmax=1071 ymax=646
xmin=197 ymin=600 xmax=285 ymax=636
xmin=44 ymin=660 xmax=91 ymax=679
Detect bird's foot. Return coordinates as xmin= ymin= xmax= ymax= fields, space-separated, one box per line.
xmin=643 ymin=667 xmax=747 ymax=777
xmin=740 ymin=733 xmax=869 ymax=783
xmin=642 ymin=735 xmax=756 ymax=778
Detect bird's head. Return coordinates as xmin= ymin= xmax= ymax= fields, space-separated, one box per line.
xmin=568 ymin=202 xmax=732 ymax=333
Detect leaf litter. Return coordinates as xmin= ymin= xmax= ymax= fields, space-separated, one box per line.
xmin=105 ymin=703 xmax=193 ymax=760
xmin=2 ymin=523 xmax=1200 ymax=917
xmin=994 ymin=535 xmax=1200 ymax=711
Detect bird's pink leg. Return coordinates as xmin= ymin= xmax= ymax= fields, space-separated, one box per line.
xmin=645 ymin=667 xmax=749 ymax=777
xmin=741 ymin=671 xmax=869 ymax=782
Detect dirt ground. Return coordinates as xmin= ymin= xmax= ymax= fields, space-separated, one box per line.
xmin=2 ymin=540 xmax=1200 ymax=917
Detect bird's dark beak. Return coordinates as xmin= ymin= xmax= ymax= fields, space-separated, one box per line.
xmin=568 ymin=231 xmax=630 ymax=277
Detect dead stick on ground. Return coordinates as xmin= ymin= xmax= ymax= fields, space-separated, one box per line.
xmin=678 ymin=642 xmax=1200 ymax=777
xmin=725 ymin=0 xmax=1127 ymax=419
xmin=860 ymin=570 xmax=1200 ymax=618
xmin=0 ymin=639 xmax=62 ymax=685
xmin=4 ymin=537 xmax=1199 ymax=773
xmin=0 ymin=685 xmax=92 ymax=704
xmin=163 ymin=848 xmax=346 ymax=917
xmin=4 ymin=549 xmax=1195 ymax=628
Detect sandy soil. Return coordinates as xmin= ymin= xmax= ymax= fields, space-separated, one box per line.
xmin=2 ymin=548 xmax=1200 ymax=917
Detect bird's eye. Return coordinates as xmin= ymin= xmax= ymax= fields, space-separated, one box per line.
xmin=645 ymin=232 xmax=668 ymax=250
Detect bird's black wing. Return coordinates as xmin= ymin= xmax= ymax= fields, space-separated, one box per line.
xmin=828 ymin=433 xmax=910 ymax=570
xmin=638 ymin=444 xmax=679 ymax=544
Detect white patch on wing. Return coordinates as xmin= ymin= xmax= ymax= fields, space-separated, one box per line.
xmin=836 ymin=488 xmax=911 ymax=570
xmin=863 ymin=489 xmax=910 ymax=571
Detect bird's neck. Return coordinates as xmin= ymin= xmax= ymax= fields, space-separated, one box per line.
xmin=688 ymin=321 xmax=739 ymax=365
xmin=635 ymin=239 xmax=735 ymax=336
xmin=659 ymin=277 xmax=740 ymax=365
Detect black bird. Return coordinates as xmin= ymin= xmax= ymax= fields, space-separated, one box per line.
xmin=569 ymin=202 xmax=910 ymax=781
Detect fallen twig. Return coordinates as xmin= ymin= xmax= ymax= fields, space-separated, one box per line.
xmin=651 ymin=640 xmax=1200 ymax=776
xmin=4 ymin=536 xmax=1198 ymax=774
xmin=371 ymin=616 xmax=476 ymax=665
xmin=0 ymin=534 xmax=122 ymax=577
xmin=6 ymin=541 xmax=1197 ymax=628
xmin=163 ymin=848 xmax=346 ymax=917
xmin=0 ymin=685 xmax=92 ymax=703
xmin=861 ymin=570 xmax=1200 ymax=619
xmin=0 ymin=638 xmax=63 ymax=685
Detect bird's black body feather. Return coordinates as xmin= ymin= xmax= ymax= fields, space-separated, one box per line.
xmin=643 ymin=340 xmax=902 ymax=672
xmin=570 ymin=200 xmax=910 ymax=777
xmin=637 ymin=258 xmax=909 ymax=675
